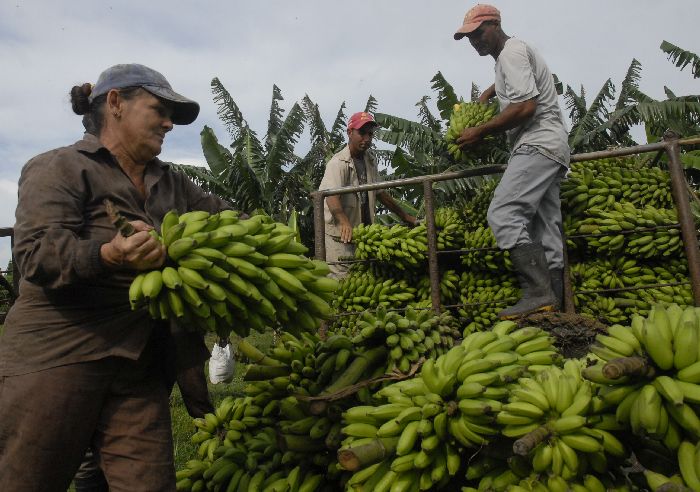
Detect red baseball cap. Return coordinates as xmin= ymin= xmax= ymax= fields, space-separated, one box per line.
xmin=454 ymin=4 xmax=501 ymax=40
xmin=347 ymin=112 xmax=377 ymax=130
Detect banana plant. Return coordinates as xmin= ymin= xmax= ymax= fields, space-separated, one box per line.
xmin=565 ymin=42 xmax=700 ymax=156
xmin=179 ymin=78 xmax=381 ymax=249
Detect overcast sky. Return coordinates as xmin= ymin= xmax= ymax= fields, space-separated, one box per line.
xmin=0 ymin=0 xmax=698 ymax=271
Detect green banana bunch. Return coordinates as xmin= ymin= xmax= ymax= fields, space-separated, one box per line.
xmin=434 ymin=207 xmax=467 ymax=251
xmin=642 ymin=468 xmax=694 ymax=492
xmin=570 ymin=259 xmax=693 ymax=325
xmin=457 ymin=270 xmax=519 ymax=333
xmin=582 ymin=305 xmax=700 ymax=449
xmin=458 ymin=177 xmax=499 ymax=230
xmin=676 ymin=440 xmax=700 ymax=491
xmin=353 ymin=222 xmax=428 ymax=270
xmin=331 ymin=264 xmax=417 ymax=329
xmin=561 ymin=157 xmax=674 ymax=216
xmin=444 ymin=101 xmax=499 ymax=164
xmin=499 ymin=360 xmax=621 ymax=480
xmin=483 ymin=472 xmax=633 ymax=492
xmin=346 ymin=305 xmax=460 ymax=373
xmin=416 ymin=269 xmax=461 ymax=305
xmin=339 ymin=323 xmax=560 ymax=490
xmin=179 ymin=380 xmax=337 ymax=492
xmin=242 ymin=331 xmax=323 ymax=397
xmin=461 ymin=226 xmax=512 ymax=272
xmin=128 ymin=210 xmax=339 ymax=339
xmin=573 ymin=202 xmax=683 ymax=259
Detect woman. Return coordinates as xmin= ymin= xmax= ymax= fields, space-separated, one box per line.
xmin=0 ymin=63 xmax=227 ymax=491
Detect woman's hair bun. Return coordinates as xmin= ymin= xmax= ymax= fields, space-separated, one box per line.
xmin=70 ymin=83 xmax=93 ymax=115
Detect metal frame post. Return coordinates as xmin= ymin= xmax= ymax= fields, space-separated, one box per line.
xmin=561 ymin=230 xmax=575 ymax=313
xmin=664 ymin=133 xmax=700 ymax=305
xmin=422 ymin=180 xmax=441 ymax=312
xmin=311 ymin=192 xmax=326 ymax=260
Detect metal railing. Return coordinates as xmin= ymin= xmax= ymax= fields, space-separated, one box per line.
xmin=310 ymin=133 xmax=700 ymax=313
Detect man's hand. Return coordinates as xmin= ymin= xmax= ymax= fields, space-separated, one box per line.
xmin=478 ymin=84 xmax=496 ymax=103
xmin=456 ymin=126 xmax=484 ymax=148
xmin=101 ymin=220 xmax=166 ymax=270
xmin=403 ymin=215 xmax=418 ymax=227
xmin=338 ymin=218 xmax=353 ymax=243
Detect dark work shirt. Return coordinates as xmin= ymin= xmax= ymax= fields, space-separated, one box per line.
xmin=0 ymin=134 xmax=229 ymax=376
xmin=352 ymin=157 xmax=372 ymax=225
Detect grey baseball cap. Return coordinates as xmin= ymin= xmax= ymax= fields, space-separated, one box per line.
xmin=89 ymin=63 xmax=200 ymax=125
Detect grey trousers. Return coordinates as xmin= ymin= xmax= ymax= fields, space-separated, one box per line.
xmin=324 ymin=233 xmax=354 ymax=279
xmin=487 ymin=145 xmax=567 ymax=269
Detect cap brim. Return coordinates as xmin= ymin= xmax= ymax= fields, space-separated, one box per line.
xmin=143 ymin=85 xmax=200 ymax=125
xmin=454 ymin=21 xmax=483 ymax=40
xmin=348 ymin=120 xmax=378 ymax=131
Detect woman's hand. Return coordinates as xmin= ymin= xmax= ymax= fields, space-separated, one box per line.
xmin=100 ymin=220 xmax=166 ymax=270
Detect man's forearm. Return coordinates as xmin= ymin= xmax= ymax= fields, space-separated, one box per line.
xmin=326 ymin=196 xmax=350 ymax=225
xmin=477 ymin=98 xmax=536 ymax=138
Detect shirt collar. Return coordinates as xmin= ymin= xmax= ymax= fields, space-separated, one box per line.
xmin=338 ymin=145 xmax=353 ymax=163
xmin=73 ymin=133 xmax=170 ymax=170
xmin=339 ymin=145 xmax=373 ymax=166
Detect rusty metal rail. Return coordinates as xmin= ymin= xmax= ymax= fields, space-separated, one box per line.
xmin=311 ymin=134 xmax=700 ymax=312
xmin=0 ymin=227 xmax=16 ymax=298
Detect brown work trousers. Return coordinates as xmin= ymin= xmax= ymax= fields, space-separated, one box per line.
xmin=0 ymin=343 xmax=175 ymax=492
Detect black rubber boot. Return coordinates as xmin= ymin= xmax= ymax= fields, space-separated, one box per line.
xmin=73 ymin=449 xmax=109 ymax=492
xmin=550 ymin=267 xmax=564 ymax=311
xmin=498 ymin=243 xmax=556 ymax=319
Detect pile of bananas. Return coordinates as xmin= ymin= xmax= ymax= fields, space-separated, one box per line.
xmin=240 ymin=331 xmax=326 ymax=397
xmin=434 ymin=207 xmax=466 ymax=251
xmin=561 ymin=158 xmax=674 ymax=216
xmin=177 ymin=396 xmax=277 ymax=490
xmin=498 ymin=361 xmax=624 ymax=481
xmin=572 ymin=202 xmax=682 ymax=258
xmin=461 ymin=226 xmax=512 ymax=271
xmin=460 ymin=177 xmax=498 ymax=230
xmin=582 ymin=305 xmax=700 ymax=458
xmin=346 ymin=306 xmax=461 ymax=373
xmin=331 ymin=266 xmax=416 ymax=329
xmin=444 ymin=101 xmax=498 ymax=163
xmin=352 ymin=222 xmax=428 ymax=269
xmin=176 ymin=328 xmax=395 ymax=491
xmin=416 ymin=269 xmax=461 ymax=305
xmin=177 ymin=395 xmax=333 ymax=491
xmin=570 ymin=259 xmax=693 ymax=325
xmin=457 ymin=270 xmax=518 ymax=333
xmin=462 ymin=473 xmax=632 ymax=492
xmin=128 ymin=210 xmax=338 ymax=338
xmin=338 ymin=322 xmax=560 ymax=491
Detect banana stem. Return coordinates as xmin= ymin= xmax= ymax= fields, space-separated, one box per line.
xmin=104 ymin=199 xmax=135 ymax=237
xmin=513 ymin=426 xmax=551 ymax=456
xmin=310 ymin=346 xmax=388 ymax=415
xmin=243 ymin=364 xmax=291 ymax=381
xmin=237 ymin=338 xmax=282 ymax=366
xmin=337 ymin=437 xmax=399 ymax=471
xmin=656 ymin=484 xmax=694 ymax=492
xmin=602 ymin=356 xmax=653 ymax=379
xmin=446 ymin=400 xmax=459 ymax=417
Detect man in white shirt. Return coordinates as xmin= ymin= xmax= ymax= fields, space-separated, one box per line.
xmin=454 ymin=4 xmax=570 ymax=317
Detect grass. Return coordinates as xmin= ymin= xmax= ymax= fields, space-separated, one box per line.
xmin=171 ymin=329 xmax=274 ymax=471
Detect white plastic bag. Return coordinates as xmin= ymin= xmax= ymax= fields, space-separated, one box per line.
xmin=208 ymin=341 xmax=235 ymax=384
